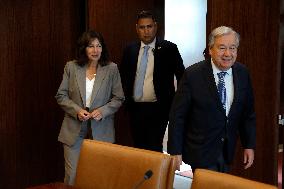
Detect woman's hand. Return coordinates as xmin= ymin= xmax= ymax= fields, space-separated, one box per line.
xmin=91 ymin=109 xmax=103 ymax=121
xmin=77 ymin=109 xmax=91 ymax=122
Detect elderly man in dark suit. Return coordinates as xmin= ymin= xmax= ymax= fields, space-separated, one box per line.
xmin=120 ymin=10 xmax=185 ymax=152
xmin=167 ymin=26 xmax=256 ymax=173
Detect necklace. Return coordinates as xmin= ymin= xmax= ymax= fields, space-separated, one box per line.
xmin=87 ymin=71 xmax=96 ymax=80
xmin=87 ymin=63 xmax=97 ymax=79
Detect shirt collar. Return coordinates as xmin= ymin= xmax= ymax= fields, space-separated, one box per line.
xmin=140 ymin=38 xmax=156 ymax=50
xmin=211 ymin=58 xmax=232 ymax=76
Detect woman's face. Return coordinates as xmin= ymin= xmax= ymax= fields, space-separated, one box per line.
xmin=86 ymin=38 xmax=102 ymax=62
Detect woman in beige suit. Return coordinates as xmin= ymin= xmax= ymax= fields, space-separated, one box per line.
xmin=55 ymin=30 xmax=124 ymax=185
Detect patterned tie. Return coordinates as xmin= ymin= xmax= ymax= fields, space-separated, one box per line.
xmin=134 ymin=45 xmax=150 ymax=99
xmin=217 ymin=72 xmax=227 ymax=110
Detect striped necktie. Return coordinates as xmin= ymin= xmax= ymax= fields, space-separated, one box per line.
xmin=217 ymin=71 xmax=227 ymax=110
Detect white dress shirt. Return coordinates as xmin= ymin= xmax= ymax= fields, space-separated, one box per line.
xmin=211 ymin=59 xmax=234 ymax=116
xmin=86 ymin=76 xmax=95 ymax=108
xmin=134 ymin=38 xmax=157 ymax=102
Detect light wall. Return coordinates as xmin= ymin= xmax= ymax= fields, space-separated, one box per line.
xmin=165 ymin=0 xmax=207 ymax=68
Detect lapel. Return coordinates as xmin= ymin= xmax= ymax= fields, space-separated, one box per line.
xmin=89 ymin=64 xmax=107 ymax=106
xmin=202 ymin=60 xmax=226 ymax=115
xmin=153 ymin=38 xmax=163 ymax=71
xmin=75 ymin=64 xmax=87 ymax=107
xmin=130 ymin=43 xmax=141 ymax=73
xmin=227 ymin=64 xmax=241 ymax=118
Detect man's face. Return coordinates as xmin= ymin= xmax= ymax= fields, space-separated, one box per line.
xmin=136 ymin=18 xmax=157 ymax=44
xmin=209 ymin=33 xmax=238 ymax=71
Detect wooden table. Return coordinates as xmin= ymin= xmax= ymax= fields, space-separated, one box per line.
xmin=26 ymin=182 xmax=78 ymax=189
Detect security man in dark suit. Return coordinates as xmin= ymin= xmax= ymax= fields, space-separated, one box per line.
xmin=167 ymin=26 xmax=256 ymax=172
xmin=120 ymin=10 xmax=185 ymax=152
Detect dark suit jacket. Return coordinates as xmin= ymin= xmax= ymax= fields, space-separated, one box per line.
xmin=167 ymin=59 xmax=256 ymax=168
xmin=120 ymin=38 xmax=185 ymax=112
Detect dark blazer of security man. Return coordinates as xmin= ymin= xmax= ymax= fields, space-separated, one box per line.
xmin=120 ymin=10 xmax=185 ymax=152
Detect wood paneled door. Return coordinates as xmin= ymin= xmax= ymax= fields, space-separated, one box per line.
xmin=0 ymin=1 xmax=86 ymax=188
xmin=207 ymin=0 xmax=281 ymax=186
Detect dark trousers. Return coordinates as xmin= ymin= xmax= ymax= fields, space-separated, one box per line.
xmin=192 ymin=144 xmax=230 ymax=173
xmin=205 ymin=152 xmax=230 ymax=173
xmin=129 ymin=102 xmax=168 ymax=152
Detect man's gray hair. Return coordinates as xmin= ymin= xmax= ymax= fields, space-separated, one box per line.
xmin=208 ymin=26 xmax=240 ymax=48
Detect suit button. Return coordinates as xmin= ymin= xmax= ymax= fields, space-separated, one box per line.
xmin=221 ymin=138 xmax=225 ymax=142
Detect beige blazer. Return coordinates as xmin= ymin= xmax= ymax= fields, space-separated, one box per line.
xmin=55 ymin=60 xmax=125 ymax=146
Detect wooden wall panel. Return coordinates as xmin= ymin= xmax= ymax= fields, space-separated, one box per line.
xmin=87 ymin=0 xmax=164 ymax=146
xmin=279 ymin=1 xmax=284 ymax=188
xmin=0 ymin=1 xmax=85 ymax=188
xmin=207 ymin=0 xmax=280 ymax=185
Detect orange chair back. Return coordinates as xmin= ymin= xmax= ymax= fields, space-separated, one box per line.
xmin=191 ymin=169 xmax=277 ymax=189
xmin=74 ymin=140 xmax=176 ymax=189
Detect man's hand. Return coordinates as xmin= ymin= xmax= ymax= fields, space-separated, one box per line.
xmin=174 ymin=155 xmax=183 ymax=171
xmin=244 ymin=149 xmax=254 ymax=169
